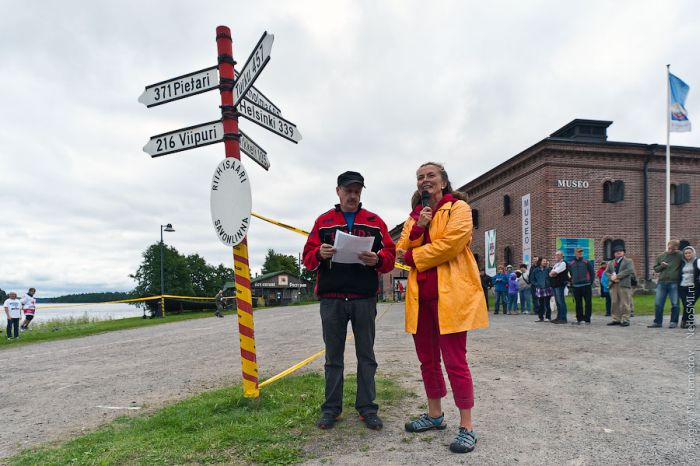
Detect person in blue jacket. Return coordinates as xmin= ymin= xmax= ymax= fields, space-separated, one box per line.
xmin=507 ymin=270 xmax=519 ymax=314
xmin=492 ymin=265 xmax=508 ymax=314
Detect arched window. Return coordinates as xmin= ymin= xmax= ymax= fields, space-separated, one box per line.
xmin=503 ymin=195 xmax=511 ymax=215
xmin=603 ymin=180 xmax=625 ymax=203
xmin=472 ymin=209 xmax=479 ymax=229
xmin=603 ymin=239 xmax=613 ymax=260
xmin=504 ymin=246 xmax=513 ymax=267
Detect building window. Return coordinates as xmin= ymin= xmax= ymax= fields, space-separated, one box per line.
xmin=603 ymin=180 xmax=624 ymax=203
xmin=472 ymin=209 xmax=479 ymax=229
xmin=503 ymin=195 xmax=511 ymax=215
xmin=672 ymin=183 xmax=690 ymax=205
xmin=504 ymin=246 xmax=513 ymax=266
xmin=603 ymin=239 xmax=613 ymax=260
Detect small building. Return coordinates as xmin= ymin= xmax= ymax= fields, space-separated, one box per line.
xmin=251 ymin=271 xmax=311 ymax=306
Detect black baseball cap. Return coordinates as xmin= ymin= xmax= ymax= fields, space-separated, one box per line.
xmin=337 ymin=171 xmax=365 ymax=187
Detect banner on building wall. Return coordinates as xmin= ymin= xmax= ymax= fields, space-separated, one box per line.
xmin=556 ymin=238 xmax=595 ymax=263
xmin=521 ymin=194 xmax=531 ymax=265
xmin=485 ymin=229 xmax=497 ymax=276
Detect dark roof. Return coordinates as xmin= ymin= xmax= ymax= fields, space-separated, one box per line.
xmin=549 ymin=119 xmax=612 ymax=142
xmin=251 ymin=270 xmax=300 ymax=283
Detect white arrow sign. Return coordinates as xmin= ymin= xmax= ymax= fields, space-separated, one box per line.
xmin=138 ymin=66 xmax=219 ymax=107
xmin=241 ymin=83 xmax=281 ymax=116
xmin=240 ymin=130 xmax=270 ymax=171
xmin=233 ymin=32 xmax=274 ymax=106
xmin=238 ymin=98 xmax=302 ymax=143
xmin=143 ymin=120 xmax=223 ymax=157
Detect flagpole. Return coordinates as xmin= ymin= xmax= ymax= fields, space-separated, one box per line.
xmin=665 ymin=64 xmax=671 ymax=246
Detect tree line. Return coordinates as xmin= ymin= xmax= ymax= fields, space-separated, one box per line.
xmin=0 ymin=246 xmax=314 ymax=305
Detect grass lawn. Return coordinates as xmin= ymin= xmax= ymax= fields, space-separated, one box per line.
xmin=566 ymin=292 xmax=659 ymax=316
xmin=0 ymin=310 xmax=230 ymax=349
xmin=7 ymin=373 xmax=411 ymax=465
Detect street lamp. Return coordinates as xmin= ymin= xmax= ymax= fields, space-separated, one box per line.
xmin=160 ymin=223 xmax=175 ymax=317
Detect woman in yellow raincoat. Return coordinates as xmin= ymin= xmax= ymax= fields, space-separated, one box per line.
xmin=397 ymin=162 xmax=488 ymax=454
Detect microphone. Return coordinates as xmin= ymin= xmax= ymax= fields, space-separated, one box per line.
xmin=420 ymin=191 xmax=430 ymax=208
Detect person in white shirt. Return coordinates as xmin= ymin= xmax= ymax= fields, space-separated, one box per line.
xmin=20 ymin=287 xmax=37 ymax=330
xmin=548 ymin=251 xmax=570 ymax=324
xmin=4 ymin=292 xmax=22 ymax=340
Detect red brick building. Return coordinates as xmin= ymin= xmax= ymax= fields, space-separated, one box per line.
xmin=382 ymin=119 xmax=699 ymax=295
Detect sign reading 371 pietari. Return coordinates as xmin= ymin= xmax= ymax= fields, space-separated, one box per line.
xmin=138 ymin=66 xmax=219 ymax=107
xmin=210 ymin=158 xmax=252 ymax=247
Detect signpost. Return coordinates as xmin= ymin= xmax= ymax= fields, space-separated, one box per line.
xmin=238 ymin=98 xmax=302 ymax=143
xmin=138 ymin=66 xmax=219 ymax=107
xmin=143 ymin=120 xmax=223 ymax=157
xmin=232 ymin=32 xmax=274 ymax=107
xmin=139 ymin=26 xmax=302 ymax=399
xmin=210 ymin=158 xmax=252 ymax=246
xmin=240 ymin=130 xmax=270 ymax=170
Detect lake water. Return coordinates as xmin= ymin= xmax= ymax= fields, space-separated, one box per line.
xmin=1 ymin=302 xmax=144 ymax=325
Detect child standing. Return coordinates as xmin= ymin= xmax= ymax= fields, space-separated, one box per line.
xmin=507 ymin=271 xmax=519 ymax=314
xmin=492 ymin=266 xmax=508 ymax=314
xmin=4 ymin=292 xmax=22 ymax=340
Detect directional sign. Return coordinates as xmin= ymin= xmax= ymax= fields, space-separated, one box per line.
xmin=143 ymin=120 xmax=223 ymax=157
xmin=240 ymin=130 xmax=270 ymax=170
xmin=242 ymin=83 xmax=282 ymax=116
xmin=138 ymin=66 xmax=219 ymax=107
xmin=238 ymin=98 xmax=302 ymax=143
xmin=233 ymin=32 xmax=274 ymax=107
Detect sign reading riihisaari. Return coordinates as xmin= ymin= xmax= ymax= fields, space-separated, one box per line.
xmin=210 ymin=158 xmax=252 ymax=247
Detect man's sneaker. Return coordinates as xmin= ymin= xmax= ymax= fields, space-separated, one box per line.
xmin=669 ymin=322 xmax=678 ymax=328
xmin=647 ymin=323 xmax=662 ymax=328
xmin=550 ymin=319 xmax=565 ymax=324
xmin=449 ymin=427 xmax=477 ymax=453
xmin=317 ymin=413 xmax=339 ymax=429
xmin=405 ymin=413 xmax=447 ymax=432
xmin=359 ymin=413 xmax=383 ymax=430
xmin=620 ymin=321 xmax=630 ymax=327
xmin=535 ymin=318 xmax=544 ymax=322
xmin=607 ymin=321 xmax=621 ymax=326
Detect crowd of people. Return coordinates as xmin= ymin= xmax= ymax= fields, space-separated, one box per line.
xmin=478 ymin=239 xmax=699 ymax=329
xmin=3 ymin=287 xmax=37 ymax=340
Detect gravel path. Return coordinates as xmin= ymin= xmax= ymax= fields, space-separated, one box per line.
xmin=1 ymin=303 xmax=696 ymax=464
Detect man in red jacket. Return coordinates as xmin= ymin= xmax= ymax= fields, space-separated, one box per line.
xmin=303 ymin=171 xmax=396 ymax=431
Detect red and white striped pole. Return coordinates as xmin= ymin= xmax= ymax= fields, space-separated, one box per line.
xmin=216 ymin=25 xmax=259 ymax=398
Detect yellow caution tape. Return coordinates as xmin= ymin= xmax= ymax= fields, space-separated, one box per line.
xmin=252 ymin=211 xmax=310 ymax=236
xmin=251 ymin=211 xmax=410 ymax=271
xmin=259 ymin=304 xmax=394 ymax=389
xmin=38 ymin=294 xmax=216 ymax=309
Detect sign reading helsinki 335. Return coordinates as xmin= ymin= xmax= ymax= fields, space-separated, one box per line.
xmin=210 ymin=158 xmax=252 ymax=247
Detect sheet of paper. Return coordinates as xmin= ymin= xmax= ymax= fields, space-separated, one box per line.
xmin=331 ymin=230 xmax=375 ymax=264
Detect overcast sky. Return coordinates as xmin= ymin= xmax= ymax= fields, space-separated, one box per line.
xmin=1 ymin=0 xmax=699 ymax=297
